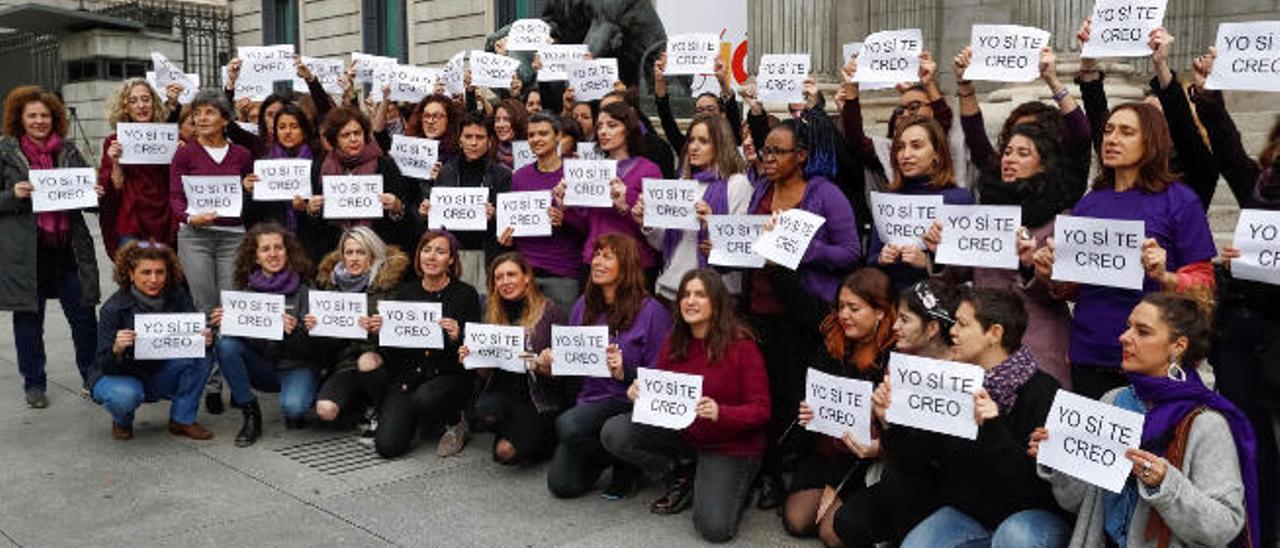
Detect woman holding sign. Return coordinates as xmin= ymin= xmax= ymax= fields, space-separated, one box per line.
xmin=510 ymin=112 xmax=585 ymax=312
xmin=98 ymin=78 xmax=182 ymax=258
xmin=1030 ymin=292 xmax=1261 ymax=548
xmin=547 ymin=233 xmax=671 ymax=499
xmin=1032 ymin=103 xmax=1216 ymax=399
xmin=492 ymin=98 xmax=528 ymax=171
xmin=310 ymin=227 xmax=411 ymax=446
xmin=90 ymin=241 xmax=213 ymax=441
xmin=462 ymin=251 xmax=569 ymax=464
xmin=211 ymin=223 xmax=319 ymax=446
xmin=240 ymin=103 xmax=322 ymax=233
xmin=784 ymin=269 xmax=896 ymax=540
xmin=0 ymin=85 xmax=101 ymax=409
xmin=923 ymin=123 xmax=1075 ymax=388
xmin=877 ymin=288 xmax=1067 ymax=548
xmin=367 ymin=229 xmax=480 ymax=459
xmin=745 ymin=118 xmax=860 ymax=509
xmin=633 ymin=113 xmax=751 ymax=300
xmin=600 ymin=269 xmax=768 ymax=542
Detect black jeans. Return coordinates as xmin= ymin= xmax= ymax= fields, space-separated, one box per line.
xmin=750 ymin=314 xmax=814 ymax=477
xmin=315 ymin=367 xmax=390 ymax=415
xmin=601 ymin=413 xmax=760 ymax=543
xmin=375 ymin=373 xmax=473 ymax=459
xmin=469 ymin=387 xmax=556 ymax=463
xmin=546 ymin=398 xmax=632 ymax=498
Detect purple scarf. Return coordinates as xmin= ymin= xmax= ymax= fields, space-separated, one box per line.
xmin=1130 ymin=367 xmax=1261 ymax=548
xmin=662 ymin=168 xmax=729 ymax=267
xmin=268 ymin=142 xmax=313 ymax=232
xmin=247 ymin=267 xmax=300 ymax=295
xmin=20 ymin=133 xmax=71 ymax=246
xmin=982 ymin=344 xmax=1038 ymax=414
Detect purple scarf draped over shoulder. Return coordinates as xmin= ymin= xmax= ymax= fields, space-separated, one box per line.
xmin=661 ymin=168 xmax=728 ymax=268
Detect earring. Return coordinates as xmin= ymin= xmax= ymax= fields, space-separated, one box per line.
xmin=1168 ymin=354 xmax=1186 ymax=382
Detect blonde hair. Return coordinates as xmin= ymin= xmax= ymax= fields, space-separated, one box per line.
xmin=337 ymin=226 xmax=389 ymax=282
xmin=107 ymin=79 xmax=168 ymax=127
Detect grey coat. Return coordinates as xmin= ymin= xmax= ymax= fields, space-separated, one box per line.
xmin=0 ymin=136 xmax=100 ymax=312
xmin=1038 ymin=388 xmax=1247 ymax=548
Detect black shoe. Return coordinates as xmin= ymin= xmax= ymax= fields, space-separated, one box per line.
xmin=25 ymin=389 xmax=48 ymax=409
xmin=601 ymin=465 xmax=638 ymax=500
xmin=651 ymin=464 xmax=695 ymax=515
xmin=756 ymin=473 xmax=785 ymax=511
xmin=284 ymin=417 xmax=307 ymax=430
xmin=234 ymin=400 xmax=262 ymax=447
xmin=204 ymin=392 xmax=225 ymax=415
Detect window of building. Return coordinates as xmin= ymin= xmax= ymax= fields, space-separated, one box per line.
xmin=363 ymin=0 xmax=407 ymax=62
xmin=494 ymin=0 xmax=548 ymax=29
xmin=262 ymin=0 xmax=299 ymax=47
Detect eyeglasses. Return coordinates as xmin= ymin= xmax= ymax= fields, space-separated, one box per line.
xmin=760 ymin=146 xmax=796 ymax=158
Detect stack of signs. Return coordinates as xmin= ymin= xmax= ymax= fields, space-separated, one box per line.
xmin=855 ymin=29 xmax=924 ymax=86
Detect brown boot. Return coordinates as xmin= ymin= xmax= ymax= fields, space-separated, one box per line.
xmin=168 ymin=420 xmax=214 ymax=440
xmin=111 ymin=423 xmax=133 ymax=441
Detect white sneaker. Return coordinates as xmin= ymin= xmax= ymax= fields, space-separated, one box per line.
xmin=436 ymin=417 xmax=469 ymax=457
xmin=357 ymin=412 xmax=377 ymax=447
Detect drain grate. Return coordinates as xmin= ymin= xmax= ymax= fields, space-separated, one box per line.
xmin=274 ymin=436 xmax=391 ymax=476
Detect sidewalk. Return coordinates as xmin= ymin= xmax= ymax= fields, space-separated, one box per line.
xmin=0 ymin=216 xmax=807 ymax=548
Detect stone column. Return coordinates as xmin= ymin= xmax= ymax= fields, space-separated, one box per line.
xmin=749 ymin=0 xmax=838 ymax=78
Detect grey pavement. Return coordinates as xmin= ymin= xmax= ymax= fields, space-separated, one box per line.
xmin=0 ymin=214 xmax=813 ymax=548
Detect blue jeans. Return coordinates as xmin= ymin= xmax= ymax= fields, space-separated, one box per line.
xmin=12 ymin=266 xmax=98 ymax=391
xmin=91 ymin=356 xmax=213 ymax=426
xmin=901 ymin=506 xmax=1070 ymax=548
xmin=215 ymin=336 xmax=317 ymax=420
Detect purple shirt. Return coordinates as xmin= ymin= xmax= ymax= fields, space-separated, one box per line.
xmin=570 ymin=295 xmax=672 ymax=404
xmin=746 ymin=175 xmax=862 ymax=303
xmin=1068 ymin=183 xmax=1216 ymax=366
xmin=511 ymin=162 xmax=584 ymax=278
xmin=168 ymin=142 xmax=254 ymax=226
xmin=563 ymin=156 xmax=661 ymax=268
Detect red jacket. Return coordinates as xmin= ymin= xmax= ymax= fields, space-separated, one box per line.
xmin=658 ymin=336 xmax=770 ymax=457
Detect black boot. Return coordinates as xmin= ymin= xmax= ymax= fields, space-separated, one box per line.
xmin=234 ymin=400 xmax=262 ymax=447
xmin=204 ymin=392 xmax=225 ymax=415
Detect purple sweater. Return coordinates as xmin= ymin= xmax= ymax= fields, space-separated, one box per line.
xmin=511 ymin=162 xmax=584 ymax=278
xmin=168 ymin=142 xmax=254 ymax=226
xmin=1068 ymin=183 xmax=1217 ymax=366
xmin=748 ymin=175 xmax=861 ymax=303
xmin=563 ymin=156 xmax=661 ymax=268
xmin=570 ymin=295 xmax=672 ymax=404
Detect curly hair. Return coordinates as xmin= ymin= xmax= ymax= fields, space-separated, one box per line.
xmin=321 ymin=106 xmax=372 ymax=149
xmin=408 ymin=94 xmax=461 ymax=159
xmin=107 ymin=79 xmax=168 ymax=127
xmin=3 ymin=85 xmax=68 ymax=138
xmin=232 ymin=222 xmax=313 ymax=289
xmin=112 ymin=241 xmax=185 ymax=291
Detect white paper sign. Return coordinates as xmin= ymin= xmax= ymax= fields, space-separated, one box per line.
xmin=147 ymin=70 xmax=200 ymax=105
xmin=1081 ymin=0 xmax=1167 ymax=59
xmin=512 ymin=140 xmax=537 ymax=171
xmin=576 ymin=142 xmax=605 ymax=160
xmin=470 ymin=51 xmax=522 ymax=89
xmin=884 ymin=352 xmax=985 ymax=440
xmin=182 ymin=175 xmax=242 ymax=218
xmin=1231 ymin=209 xmax=1280 ymax=285
xmin=840 ymin=43 xmax=896 ymax=90
xmin=752 ymin=208 xmax=826 ymax=270
xmin=497 ymin=191 xmax=553 ymax=237
xmin=231 ymin=78 xmax=273 ymax=102
xmin=708 ymin=214 xmax=768 ymax=268
xmin=563 ymin=159 xmax=616 ymax=207
xmin=463 ymin=323 xmax=528 ymax=373
xmin=390 ymin=64 xmax=441 ymax=103
xmin=538 ymin=44 xmax=590 ymax=82
xmin=442 ymin=51 xmax=467 ymax=96
xmin=134 ymin=313 xmax=205 ymax=360
xmin=665 ymin=33 xmax=720 ymax=75
xmin=377 ymin=301 xmax=443 ymax=349
xmin=642 ymin=178 xmax=700 ymax=230
xmin=964 ymin=25 xmax=1052 ymax=82
xmin=238 ymin=45 xmax=295 ymax=83
xmin=117 ymin=123 xmax=179 ymax=165
xmin=219 ymin=291 xmax=285 ymax=341
xmin=870 ymin=191 xmax=943 ymax=246
xmin=389 ymin=135 xmax=440 ymax=180
xmin=308 ymin=290 xmax=367 ymax=340
xmin=1037 ymin=389 xmax=1145 ymax=493
xmin=551 ymin=325 xmax=610 ymax=377
xmin=150 ymin=52 xmax=195 ymax=92
xmin=352 ymin=52 xmax=397 ymax=84
xmin=28 ymin=168 xmax=97 ymax=213
xmin=1052 ymin=215 xmax=1145 ymax=291
xmin=253 ymin=159 xmax=312 ymax=201
xmin=322 ymin=175 xmax=383 ymax=219
xmin=428 ymin=187 xmax=489 ymax=231
xmin=855 ymin=29 xmax=924 ymax=84
xmin=295 ymin=57 xmax=345 ymax=95
xmin=805 ymin=368 xmax=875 ymax=445
xmin=934 ymin=204 xmax=1021 ymax=270
xmin=567 ymin=58 xmax=619 ymax=102
xmin=1205 ymin=22 xmax=1280 ymax=92
xmin=757 ymin=54 xmax=810 ymax=103
xmin=368 ymin=62 xmax=396 ymax=103
xmin=634 ymin=367 xmax=703 ymax=430
xmin=507 ymin=18 xmax=552 ymax=51
xmin=236 ymin=121 xmax=260 ymax=136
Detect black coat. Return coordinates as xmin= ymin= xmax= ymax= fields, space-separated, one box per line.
xmin=91 ymin=286 xmax=199 ymax=389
